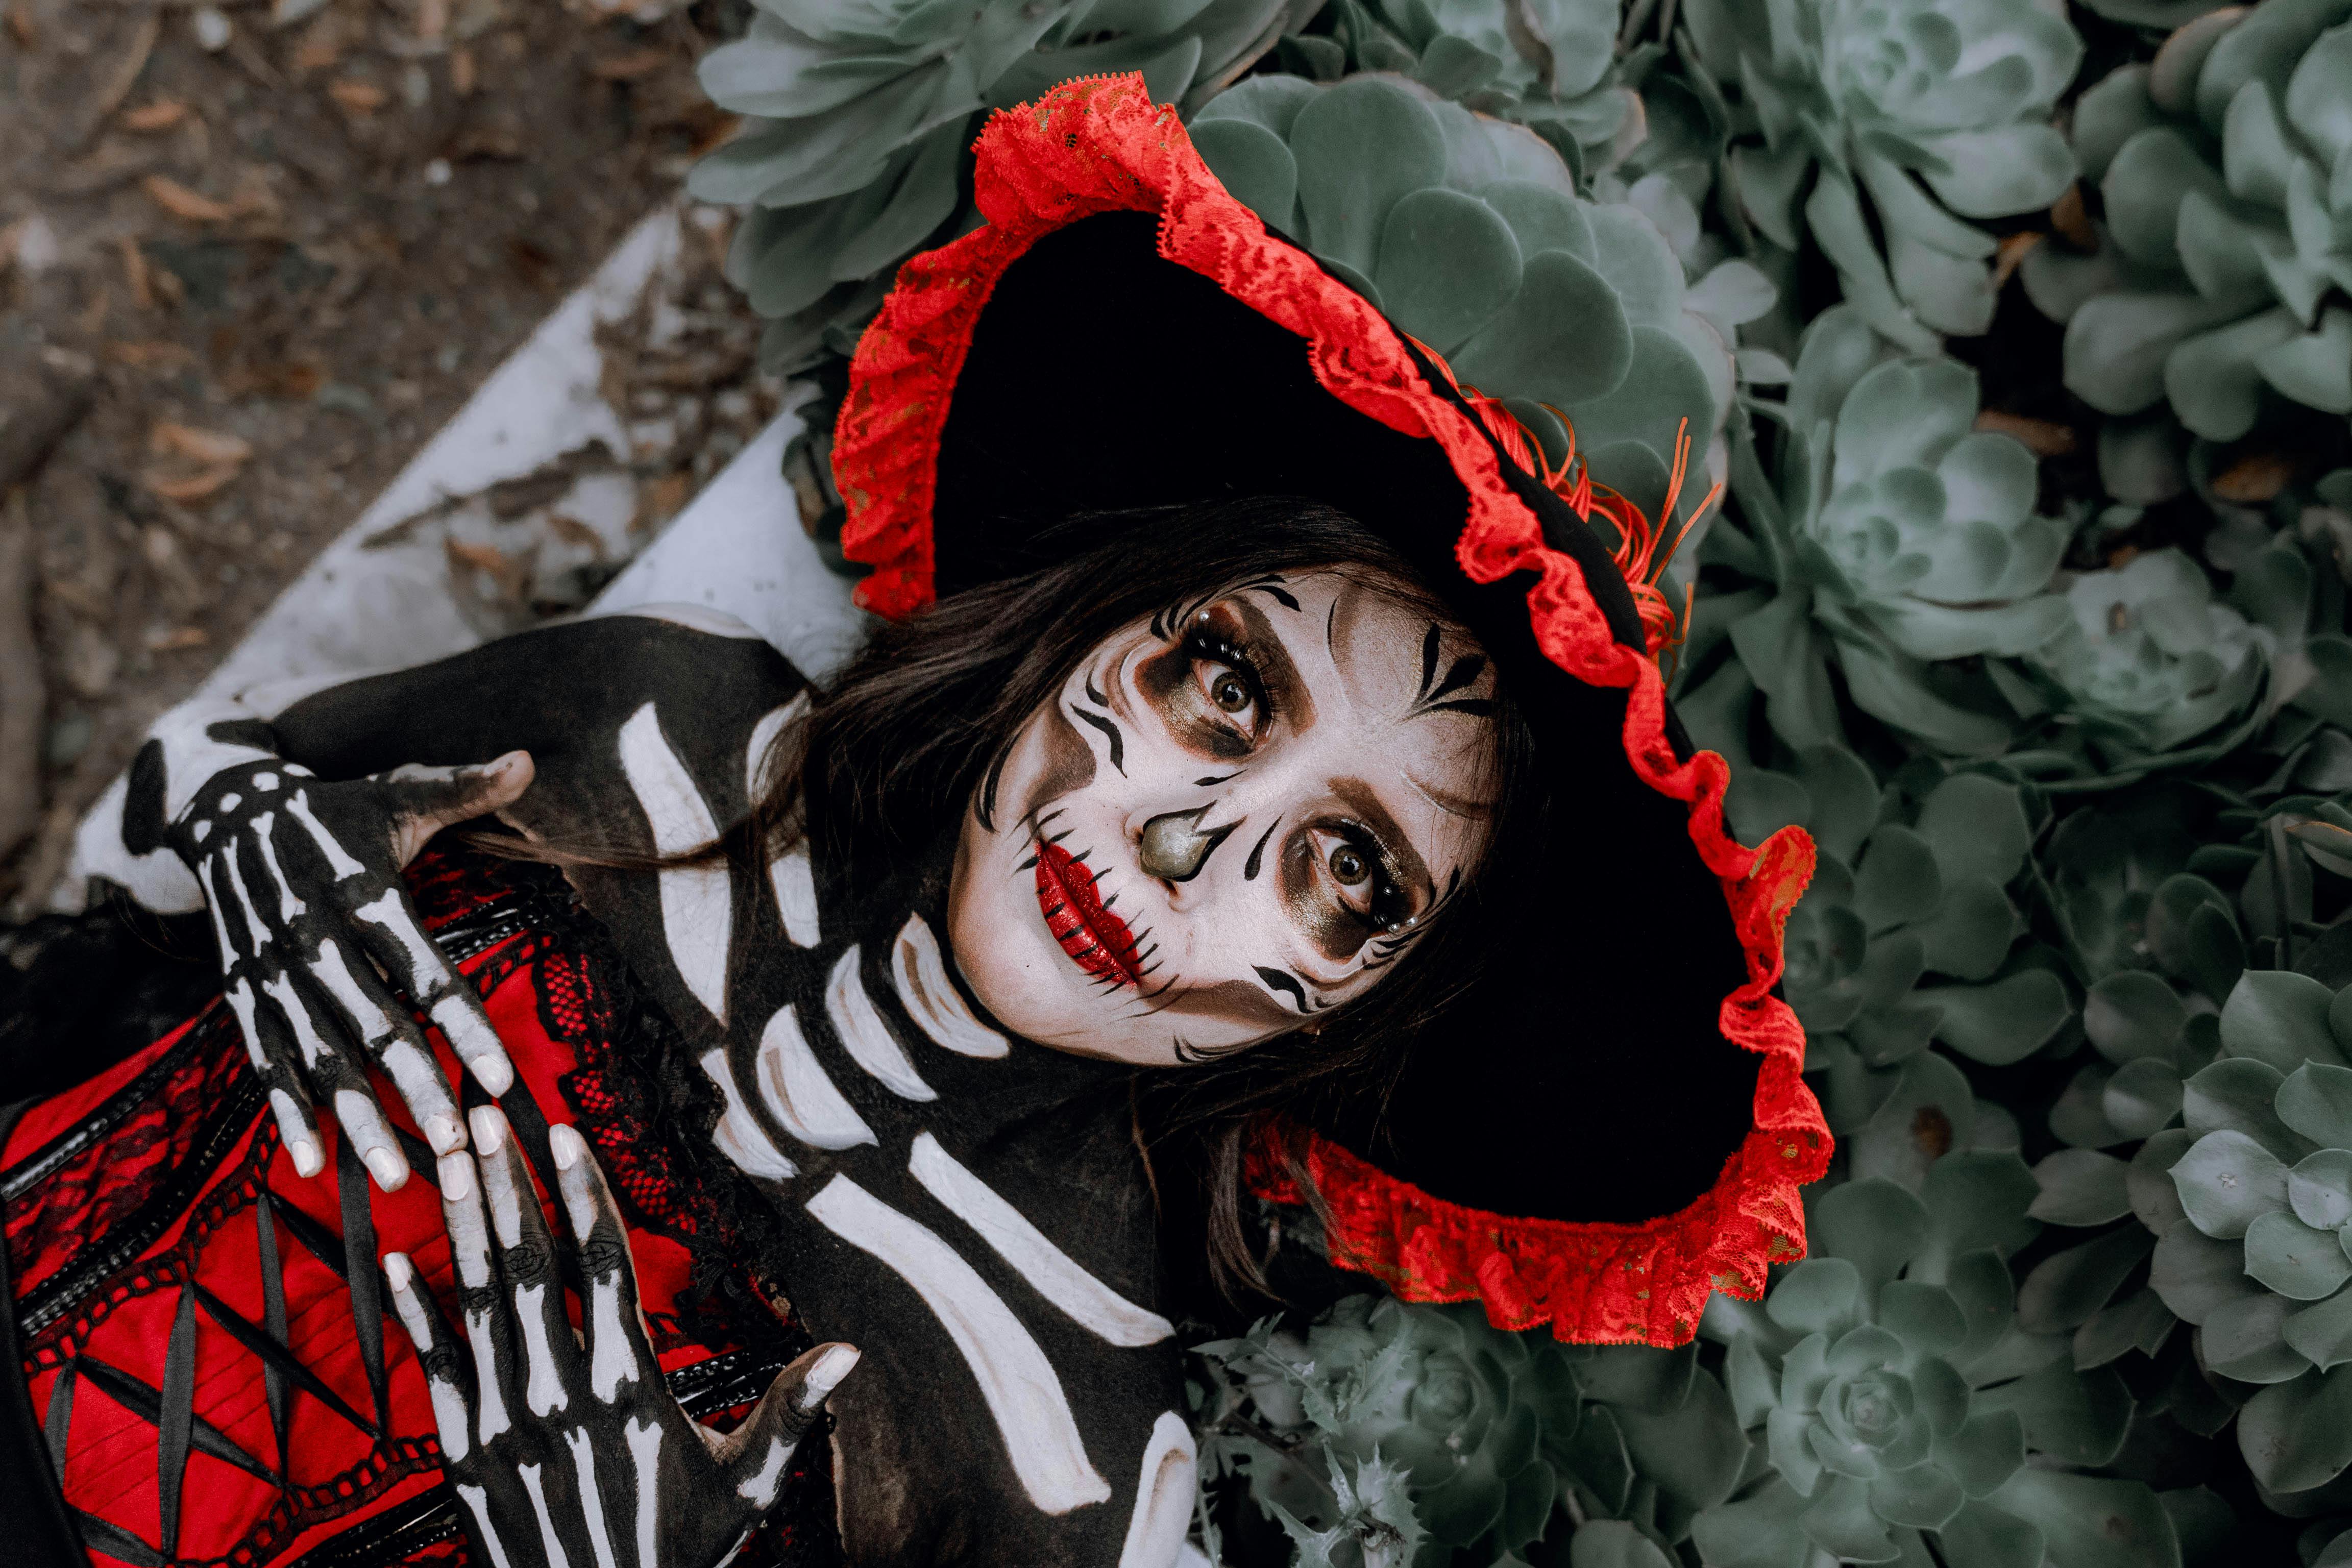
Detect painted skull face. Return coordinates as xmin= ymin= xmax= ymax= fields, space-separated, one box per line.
xmin=947 ymin=568 xmax=1500 ymax=1066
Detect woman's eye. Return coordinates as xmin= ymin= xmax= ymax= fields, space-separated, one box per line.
xmin=1328 ymin=844 xmax=1369 ymax=886
xmin=1209 ymin=668 xmax=1252 ymax=714
xmin=1305 ymin=826 xmax=1381 ymax=917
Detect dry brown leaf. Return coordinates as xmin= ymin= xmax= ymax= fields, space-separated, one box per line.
xmin=635 ymin=471 xmax=691 ymax=533
xmin=143 ymin=464 xmax=243 ymax=503
xmin=328 ymin=77 xmax=388 ymax=113
xmin=107 ymin=339 xmax=196 ymax=370
xmin=293 ymin=35 xmax=340 ymax=71
xmin=417 ymin=0 xmax=450 ymax=38
xmin=1974 ymin=410 xmax=2077 ymax=458
xmin=146 ymin=625 xmax=210 ymax=651
xmin=151 ymin=421 xmax=255 ymax=465
xmin=450 ymin=44 xmax=476 ymax=94
xmin=592 ymin=47 xmax=669 ymax=80
xmin=544 ymin=513 xmax=607 ymax=557
xmin=117 ymin=234 xmax=153 ymax=310
xmin=2050 ymin=184 xmax=2097 ymax=252
xmin=123 ymin=101 xmax=188 ymax=132
xmin=6 ymin=4 xmax=35 ymax=47
xmin=142 ymin=174 xmax=239 ymax=222
xmin=444 ymin=537 xmax=531 ymax=602
xmin=2214 ymin=452 xmax=2297 ymax=504
xmin=1992 ymin=231 xmax=2041 ymax=292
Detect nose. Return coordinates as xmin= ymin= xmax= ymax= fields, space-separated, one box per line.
xmin=1138 ymin=807 xmax=1237 ymax=883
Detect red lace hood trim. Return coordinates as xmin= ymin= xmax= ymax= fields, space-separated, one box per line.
xmin=831 ymin=74 xmax=1827 ymax=1348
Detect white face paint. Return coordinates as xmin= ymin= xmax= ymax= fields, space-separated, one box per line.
xmin=948 ymin=569 xmax=1500 ymax=1066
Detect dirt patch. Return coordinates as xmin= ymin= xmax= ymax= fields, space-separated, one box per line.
xmin=0 ymin=0 xmax=761 ymax=907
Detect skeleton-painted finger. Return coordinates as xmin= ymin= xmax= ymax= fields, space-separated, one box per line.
xmin=299 ymin=920 xmax=469 ymax=1159
xmin=711 ymin=1341 xmax=862 ymax=1502
xmin=255 ymin=961 xmax=412 ymax=1186
xmin=438 ymin=1148 xmax=519 ymax=1450
xmin=383 ymin=1250 xmax=480 ymax=1464
xmin=222 ymin=973 xmax=327 ymax=1178
xmin=470 ymin=1107 xmax=581 ymax=1424
xmin=341 ymin=881 xmax=514 ymax=1101
xmin=549 ymin=1122 xmax=663 ymax=1408
xmin=374 ymin=751 xmax=534 ymax=866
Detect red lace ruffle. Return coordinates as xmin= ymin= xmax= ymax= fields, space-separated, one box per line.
xmin=831 ymin=74 xmax=1827 ymax=1348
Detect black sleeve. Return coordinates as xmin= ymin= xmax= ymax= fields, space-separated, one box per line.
xmin=269 ymin=615 xmax=808 ymax=801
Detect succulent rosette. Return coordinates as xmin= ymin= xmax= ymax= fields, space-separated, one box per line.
xmin=2025 ymin=549 xmax=2269 ymax=760
xmin=1685 ymin=307 xmax=2070 ymax=757
xmin=1681 ymin=0 xmax=2083 ymax=351
xmin=1190 ymin=71 xmax=1738 ymax=517
xmin=2025 ymin=1 xmax=2352 ymax=442
xmin=2150 ymin=971 xmax=2352 ymax=1494
xmin=691 ymin=0 xmax=1310 ymax=369
xmin=1695 ymin=1162 xmax=2177 ymax=1568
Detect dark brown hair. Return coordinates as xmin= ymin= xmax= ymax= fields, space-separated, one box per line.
xmin=724 ymin=497 xmax=1538 ymax=1302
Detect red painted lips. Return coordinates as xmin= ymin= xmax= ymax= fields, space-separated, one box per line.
xmin=1035 ymin=840 xmax=1142 ymax=986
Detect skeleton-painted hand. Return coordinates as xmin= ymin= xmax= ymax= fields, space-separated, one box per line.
xmin=385 ymin=1110 xmax=860 ymax=1568
xmin=163 ymin=751 xmax=533 ymax=1186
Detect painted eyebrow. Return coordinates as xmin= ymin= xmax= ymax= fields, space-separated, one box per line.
xmin=1327 ymin=776 xmax=1432 ymax=902
xmin=1225 ymin=596 xmax=1315 ymax=732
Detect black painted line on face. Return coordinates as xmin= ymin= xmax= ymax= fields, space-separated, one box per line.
xmin=1253 ymin=965 xmax=1312 ymax=1014
xmin=1071 ymin=700 xmax=1126 ymax=775
xmin=1194 ymin=773 xmax=1237 ymax=787
xmin=1240 ymin=577 xmax=1302 ymax=613
xmin=1416 ymin=621 xmax=1442 ymax=700
xmin=1242 ymin=818 xmax=1280 ymax=881
xmin=977 ymin=745 xmax=1010 ymax=832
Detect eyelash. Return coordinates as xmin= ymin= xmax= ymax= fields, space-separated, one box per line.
xmin=1184 ymin=624 xmax=1277 ymax=732
xmin=1326 ymin=820 xmax=1412 ymax=932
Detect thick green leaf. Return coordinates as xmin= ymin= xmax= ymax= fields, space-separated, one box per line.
xmin=1289 ymin=76 xmax=1448 ymax=273
xmin=1801 ymin=1471 xmax=1901 ymax=1564
xmin=2203 ymin=1293 xmax=2308 ymax=1383
xmin=2130 ymin=1130 xmax=2197 ymax=1236
xmin=2105 ymin=1058 xmax=2187 ymax=1141
xmin=1871 ymin=1460 xmax=1966 ymax=1530
xmin=2063 ymin=290 xmax=2240 ymax=416
xmin=1566 ymin=1518 xmax=1675 ymax=1568
xmin=1769 ymin=1260 xmax=1864 ymax=1337
xmin=1371 ymin=187 xmax=1522 ymax=353
xmin=2239 ymin=1364 xmax=2352 ymax=1492
xmin=1814 ymin=1181 xmax=1930 ymax=1302
xmin=2029 ymin=1149 xmax=2134 ymax=1227
xmin=2285 ymin=1286 xmax=2352 ymax=1371
xmin=1853 ymin=826 xmax=1945 ymax=933
xmin=1449 ymin=249 xmax=1635 ymax=410
xmin=2149 ymin=1222 xmax=2264 ymax=1325
xmin=2221 ymin=971 xmax=2345 ymax=1073
xmin=1933 ymin=1497 xmax=2045 ymax=1568
xmin=1690 ymin=1478 xmax=1816 ymax=1568
xmin=2245 ymin=1209 xmax=2352 ymax=1300
xmin=1973 ymin=1360 xmax=2133 ymax=1467
xmin=1921 ymin=1154 xmax=2043 ymax=1277
xmin=2084 ymin=971 xmax=2190 ymax=1065
xmin=2170 ymin=1129 xmax=2292 ymax=1238
xmin=2018 ymin=1224 xmax=2155 ymax=1334
xmin=1988 ymin=1472 xmax=2180 ymax=1568
xmin=2290 ymin=1149 xmax=2352 ymax=1231
xmin=1191 ymin=116 xmax=1301 ymax=231
xmin=2183 ymin=1058 xmax=2309 ymax=1160
xmin=1613 ymin=1367 xmax=1749 ymax=1512
xmin=1915 ymin=775 xmax=2033 ymax=888
xmin=1919 ymin=879 xmax=2022 ymax=982
xmin=2072 ymin=1286 xmax=2178 ymax=1371
xmin=1920 ymin=971 xmax=2072 ymax=1066
xmin=2279 ymin=1062 xmax=2352 ymax=1149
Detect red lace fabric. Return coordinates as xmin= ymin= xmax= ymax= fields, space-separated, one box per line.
xmin=830 ymin=74 xmax=1827 ymax=1348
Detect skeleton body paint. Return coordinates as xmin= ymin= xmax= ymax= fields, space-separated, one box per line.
xmin=47 ymin=575 xmax=1503 ymax=1567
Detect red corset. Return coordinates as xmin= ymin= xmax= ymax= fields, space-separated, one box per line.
xmin=3 ymin=851 xmax=832 ymax=1568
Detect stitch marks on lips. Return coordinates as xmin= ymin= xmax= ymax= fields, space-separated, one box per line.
xmin=1033 ymin=838 xmax=1142 ymax=987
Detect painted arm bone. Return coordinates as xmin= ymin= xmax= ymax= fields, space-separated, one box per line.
xmin=117 ymin=688 xmax=531 ymax=1186
xmin=386 ymin=1108 xmax=860 ymax=1568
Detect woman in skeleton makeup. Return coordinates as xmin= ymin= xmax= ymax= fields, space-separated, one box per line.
xmin=1 ymin=78 xmax=1825 ymax=1568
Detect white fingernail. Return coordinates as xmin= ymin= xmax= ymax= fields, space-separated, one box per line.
xmin=384 ymin=1252 xmax=414 ymax=1292
xmin=438 ymin=1151 xmax=475 ymax=1202
xmin=365 ymin=1145 xmax=409 ymax=1190
xmin=426 ymin=1114 xmax=465 ymax=1156
xmin=802 ymin=1344 xmax=861 ymax=1408
xmin=549 ymin=1122 xmax=583 ymax=1170
xmin=472 ymin=1052 xmax=514 ymax=1096
xmin=468 ymin=1106 xmax=506 ymax=1155
xmin=290 ymin=1138 xmax=323 ymax=1179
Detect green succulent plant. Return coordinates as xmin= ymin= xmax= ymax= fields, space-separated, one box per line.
xmin=2024 ymin=2 xmax=2352 ymax=442
xmin=2025 ymin=549 xmax=2270 ymax=760
xmin=1680 ymin=0 xmax=2083 ymax=352
xmin=691 ymin=0 xmax=1312 ymax=370
xmin=1694 ymin=1162 xmax=2179 ymax=1568
xmin=1190 ymin=71 xmax=1739 ymax=519
xmin=1686 ymin=306 xmax=2071 ymax=757
xmin=2149 ymin=974 xmax=2352 ymax=1495
xmin=1298 ymin=0 xmax=1637 ymax=164
xmin=1196 ymin=1294 xmax=1576 ymax=1559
